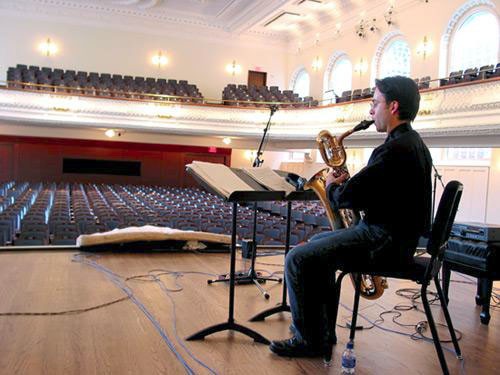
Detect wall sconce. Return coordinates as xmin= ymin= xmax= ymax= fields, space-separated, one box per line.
xmin=334 ymin=22 xmax=342 ymax=38
xmin=416 ymin=36 xmax=433 ymax=60
xmin=311 ymin=56 xmax=322 ymax=72
xmin=38 ymin=38 xmax=58 ymax=57
xmin=244 ymin=150 xmax=257 ymax=161
xmin=152 ymin=50 xmax=168 ymax=68
xmin=226 ymin=60 xmax=242 ymax=76
xmin=222 ymin=137 xmax=231 ymax=145
xmin=105 ymin=129 xmax=124 ymax=138
xmin=354 ymin=58 xmax=368 ymax=76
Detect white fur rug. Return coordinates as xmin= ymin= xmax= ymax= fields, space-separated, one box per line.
xmin=77 ymin=225 xmax=231 ymax=248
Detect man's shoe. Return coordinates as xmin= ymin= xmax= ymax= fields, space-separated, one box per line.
xmin=288 ymin=325 xmax=337 ymax=345
xmin=269 ymin=336 xmax=323 ymax=358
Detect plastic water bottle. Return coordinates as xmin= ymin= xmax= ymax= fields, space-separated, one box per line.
xmin=341 ymin=341 xmax=356 ymax=374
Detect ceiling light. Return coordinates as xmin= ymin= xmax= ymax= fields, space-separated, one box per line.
xmin=222 ymin=137 xmax=231 ymax=145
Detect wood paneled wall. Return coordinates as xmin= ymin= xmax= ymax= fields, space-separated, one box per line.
xmin=0 ymin=135 xmax=231 ymax=187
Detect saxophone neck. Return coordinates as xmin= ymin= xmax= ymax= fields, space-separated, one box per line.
xmin=338 ymin=120 xmax=375 ymax=144
xmin=337 ymin=128 xmax=355 ymax=144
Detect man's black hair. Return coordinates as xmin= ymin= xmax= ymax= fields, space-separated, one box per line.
xmin=375 ymin=76 xmax=420 ymax=121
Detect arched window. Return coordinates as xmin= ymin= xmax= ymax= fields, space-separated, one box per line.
xmin=449 ymin=10 xmax=499 ymax=72
xmin=292 ymin=68 xmax=310 ymax=98
xmin=379 ymin=39 xmax=411 ymax=78
xmin=324 ymin=55 xmax=352 ymax=102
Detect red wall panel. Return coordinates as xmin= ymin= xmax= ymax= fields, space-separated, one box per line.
xmin=0 ymin=135 xmax=231 ymax=186
xmin=0 ymin=143 xmax=14 ymax=181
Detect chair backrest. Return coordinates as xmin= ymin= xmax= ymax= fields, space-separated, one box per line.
xmin=424 ymin=180 xmax=463 ymax=279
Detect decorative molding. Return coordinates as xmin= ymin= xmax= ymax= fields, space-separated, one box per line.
xmin=438 ymin=0 xmax=496 ymax=78
xmin=1 ymin=79 xmax=499 ymax=145
xmin=0 ymin=0 xmax=290 ymax=48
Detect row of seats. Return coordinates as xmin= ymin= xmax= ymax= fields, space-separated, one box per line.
xmin=334 ymin=64 xmax=500 ymax=104
xmin=6 ymin=64 xmax=204 ymax=103
xmin=440 ymin=63 xmax=500 ymax=86
xmin=337 ymin=87 xmax=374 ymax=103
xmin=336 ymin=75 xmax=431 ymax=103
xmin=222 ymin=84 xmax=318 ymax=108
xmin=0 ymin=181 xmax=331 ymax=247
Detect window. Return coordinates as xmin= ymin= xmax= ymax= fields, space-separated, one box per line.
xmin=449 ymin=11 xmax=499 ymax=72
xmin=325 ymin=56 xmax=352 ymax=102
xmin=379 ymin=39 xmax=411 ymax=78
xmin=430 ymin=148 xmax=491 ymax=167
xmin=288 ymin=151 xmax=306 ymax=161
xmin=293 ymin=68 xmax=310 ymax=98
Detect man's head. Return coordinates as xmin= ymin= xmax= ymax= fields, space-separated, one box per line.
xmin=370 ymin=76 xmax=420 ymax=133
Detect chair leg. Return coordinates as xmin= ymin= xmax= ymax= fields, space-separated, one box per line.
xmin=434 ymin=276 xmax=462 ymax=357
xmin=421 ymin=283 xmax=450 ymax=375
xmin=349 ymin=273 xmax=362 ymax=342
xmin=330 ymin=271 xmax=349 ymax=335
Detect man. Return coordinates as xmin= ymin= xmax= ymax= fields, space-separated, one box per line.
xmin=270 ymin=76 xmax=432 ymax=357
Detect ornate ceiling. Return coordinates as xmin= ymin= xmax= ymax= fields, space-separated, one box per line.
xmin=0 ymin=0 xmax=412 ymax=47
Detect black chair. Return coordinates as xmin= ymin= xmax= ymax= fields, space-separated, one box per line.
xmin=328 ymin=180 xmax=463 ymax=374
xmin=486 ymin=62 xmax=500 ymax=79
xmin=419 ymin=76 xmax=431 ymax=89
xmin=338 ymin=90 xmax=352 ymax=103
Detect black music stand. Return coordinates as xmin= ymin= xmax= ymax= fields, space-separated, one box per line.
xmin=249 ymin=190 xmax=318 ymax=321
xmin=207 ymin=106 xmax=283 ymax=299
xmin=185 ymin=169 xmax=284 ymax=343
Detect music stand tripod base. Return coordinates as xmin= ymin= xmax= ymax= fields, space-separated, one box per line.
xmin=185 ymin=192 xmax=282 ymax=346
xmin=186 ymin=321 xmax=270 ymax=344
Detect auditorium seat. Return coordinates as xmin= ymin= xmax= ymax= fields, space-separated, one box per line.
xmin=440 ymin=70 xmax=463 ymax=86
xmin=461 ymin=67 xmax=479 ymax=82
xmin=418 ymin=76 xmax=431 ymax=89
xmin=485 ymin=62 xmax=500 ymax=79
xmin=351 ymin=89 xmax=362 ymax=101
xmin=338 ymin=90 xmax=352 ymax=103
xmin=361 ymin=87 xmax=373 ymax=98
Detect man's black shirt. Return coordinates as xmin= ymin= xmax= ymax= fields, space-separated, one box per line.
xmin=327 ymin=123 xmax=432 ymax=256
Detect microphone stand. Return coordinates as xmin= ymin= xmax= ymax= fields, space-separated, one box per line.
xmin=209 ymin=105 xmax=282 ymax=299
xmin=253 ymin=105 xmax=278 ymax=168
xmin=431 ymin=163 xmax=445 ymax=223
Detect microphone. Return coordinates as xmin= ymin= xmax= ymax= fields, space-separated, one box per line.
xmin=353 ymin=119 xmax=374 ymax=132
xmin=269 ymin=104 xmax=279 ymax=114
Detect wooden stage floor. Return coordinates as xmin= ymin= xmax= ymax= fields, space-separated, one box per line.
xmin=0 ymin=250 xmax=497 ymax=374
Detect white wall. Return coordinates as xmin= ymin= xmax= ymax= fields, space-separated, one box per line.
xmin=231 ymin=149 xmax=290 ymax=170
xmin=0 ymin=15 xmax=288 ymax=100
xmin=486 ymin=149 xmax=500 ymax=224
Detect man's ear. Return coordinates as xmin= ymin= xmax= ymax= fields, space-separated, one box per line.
xmin=390 ymin=100 xmax=399 ymax=116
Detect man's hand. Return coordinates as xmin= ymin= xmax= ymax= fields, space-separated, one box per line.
xmin=326 ymin=170 xmax=349 ymax=187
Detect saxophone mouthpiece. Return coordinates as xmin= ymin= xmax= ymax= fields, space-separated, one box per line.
xmin=353 ymin=119 xmax=375 ymax=132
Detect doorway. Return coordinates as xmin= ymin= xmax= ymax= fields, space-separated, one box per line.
xmin=248 ymin=71 xmax=267 ymax=87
